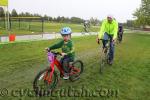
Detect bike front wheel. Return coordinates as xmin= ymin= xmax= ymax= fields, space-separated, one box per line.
xmin=100 ymin=54 xmax=105 ymax=74
xmin=33 ymin=68 xmax=58 ymax=96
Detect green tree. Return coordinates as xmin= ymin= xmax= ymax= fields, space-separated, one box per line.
xmin=18 ymin=12 xmax=25 ymax=17
xmin=133 ymin=0 xmax=150 ymax=27
xmin=48 ymin=16 xmax=53 ymax=21
xmin=0 ymin=7 xmax=5 ymax=17
xmin=70 ymin=17 xmax=83 ymax=24
xmin=56 ymin=16 xmax=61 ymax=22
xmin=33 ymin=13 xmax=41 ymax=17
xmin=44 ymin=14 xmax=49 ymax=20
xmin=90 ymin=17 xmax=100 ymax=26
xmin=126 ymin=20 xmax=134 ymax=28
xmin=11 ymin=9 xmax=18 ymax=17
xmin=64 ymin=17 xmax=70 ymax=23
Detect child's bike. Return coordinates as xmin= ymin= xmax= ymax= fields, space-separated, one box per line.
xmin=33 ymin=50 xmax=84 ymax=96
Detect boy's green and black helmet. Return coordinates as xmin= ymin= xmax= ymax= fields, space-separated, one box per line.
xmin=60 ymin=27 xmax=72 ymax=35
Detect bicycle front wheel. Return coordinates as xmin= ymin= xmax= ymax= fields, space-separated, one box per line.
xmin=100 ymin=54 xmax=105 ymax=74
xmin=100 ymin=48 xmax=108 ymax=74
xmin=33 ymin=68 xmax=58 ymax=96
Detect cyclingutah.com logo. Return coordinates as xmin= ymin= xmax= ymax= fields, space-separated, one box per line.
xmin=0 ymin=86 xmax=119 ymax=98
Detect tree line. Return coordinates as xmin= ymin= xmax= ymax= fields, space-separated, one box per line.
xmin=0 ymin=7 xmax=100 ymax=25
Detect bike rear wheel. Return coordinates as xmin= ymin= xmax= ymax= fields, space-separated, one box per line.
xmin=33 ymin=68 xmax=58 ymax=96
xmin=69 ymin=60 xmax=84 ymax=81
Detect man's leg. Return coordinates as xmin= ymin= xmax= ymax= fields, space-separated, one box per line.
xmin=103 ymin=32 xmax=109 ymax=45
xmin=102 ymin=40 xmax=108 ymax=48
xmin=109 ymin=36 xmax=115 ymax=64
xmin=102 ymin=32 xmax=109 ymax=53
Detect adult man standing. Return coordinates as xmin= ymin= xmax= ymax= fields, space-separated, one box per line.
xmin=97 ymin=15 xmax=118 ymax=65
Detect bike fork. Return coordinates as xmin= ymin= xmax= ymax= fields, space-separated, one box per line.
xmin=44 ymin=63 xmax=55 ymax=84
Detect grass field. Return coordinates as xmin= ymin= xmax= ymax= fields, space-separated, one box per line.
xmin=0 ymin=33 xmax=150 ymax=100
xmin=0 ymin=22 xmax=99 ymax=36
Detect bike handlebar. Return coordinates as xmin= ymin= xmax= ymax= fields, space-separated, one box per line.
xmin=51 ymin=51 xmax=61 ymax=56
xmin=46 ymin=48 xmax=61 ymax=56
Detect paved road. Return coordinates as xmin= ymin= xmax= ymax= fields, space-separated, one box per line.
xmin=1 ymin=30 xmax=149 ymax=43
xmin=0 ymin=32 xmax=98 ymax=42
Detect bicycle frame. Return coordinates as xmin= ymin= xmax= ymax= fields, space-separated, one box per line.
xmin=100 ymin=40 xmax=111 ymax=63
xmin=43 ymin=52 xmax=63 ymax=84
xmin=43 ymin=51 xmax=80 ymax=84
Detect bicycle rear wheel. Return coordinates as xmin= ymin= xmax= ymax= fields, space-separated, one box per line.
xmin=33 ymin=68 xmax=58 ymax=96
xmin=69 ymin=60 xmax=84 ymax=81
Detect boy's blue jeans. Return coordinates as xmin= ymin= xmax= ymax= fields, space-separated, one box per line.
xmin=102 ymin=32 xmax=115 ymax=62
xmin=60 ymin=55 xmax=73 ymax=73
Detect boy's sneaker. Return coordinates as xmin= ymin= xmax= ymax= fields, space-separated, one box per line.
xmin=63 ymin=73 xmax=69 ymax=80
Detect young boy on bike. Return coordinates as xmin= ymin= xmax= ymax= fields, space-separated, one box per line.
xmin=47 ymin=27 xmax=75 ymax=80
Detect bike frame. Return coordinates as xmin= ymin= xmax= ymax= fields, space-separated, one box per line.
xmin=100 ymin=40 xmax=111 ymax=64
xmin=43 ymin=52 xmax=80 ymax=84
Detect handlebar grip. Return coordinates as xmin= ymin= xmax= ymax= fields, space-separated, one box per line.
xmin=47 ymin=48 xmax=51 ymax=52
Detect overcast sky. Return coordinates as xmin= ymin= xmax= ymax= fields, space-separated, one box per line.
xmin=9 ymin=0 xmax=141 ymax=22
